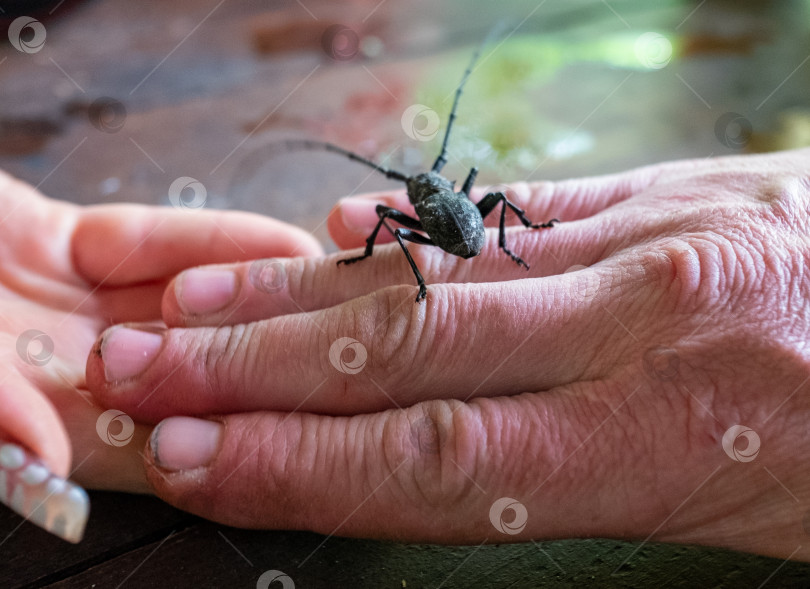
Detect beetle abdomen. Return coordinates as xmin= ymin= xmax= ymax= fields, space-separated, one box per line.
xmin=416 ymin=192 xmax=485 ymax=258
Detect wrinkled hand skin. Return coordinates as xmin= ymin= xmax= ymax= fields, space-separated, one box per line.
xmin=0 ymin=170 xmax=320 ymax=491
xmin=87 ymin=149 xmax=810 ymax=561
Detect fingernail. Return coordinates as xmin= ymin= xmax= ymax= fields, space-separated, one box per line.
xmin=101 ymin=326 xmax=163 ymax=382
xmin=150 ymin=417 xmax=223 ymax=472
xmin=176 ymin=269 xmax=237 ymax=315
xmin=0 ymin=442 xmax=90 ymax=543
xmin=339 ymin=198 xmax=380 ymax=233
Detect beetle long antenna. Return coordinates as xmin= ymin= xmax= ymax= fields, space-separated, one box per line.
xmin=283 ymin=139 xmax=409 ymax=182
xmin=432 ymin=23 xmax=510 ymax=174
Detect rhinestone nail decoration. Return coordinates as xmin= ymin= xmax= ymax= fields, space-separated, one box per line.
xmin=0 ymin=443 xmax=89 ymax=543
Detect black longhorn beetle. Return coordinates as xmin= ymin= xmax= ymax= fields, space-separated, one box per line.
xmin=284 ymin=33 xmax=558 ymax=302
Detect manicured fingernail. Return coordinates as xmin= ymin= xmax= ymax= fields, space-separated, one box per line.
xmin=101 ymin=326 xmax=163 ymax=382
xmin=0 ymin=442 xmax=90 ymax=543
xmin=339 ymin=198 xmax=380 ymax=233
xmin=150 ymin=417 xmax=223 ymax=472
xmin=176 ymin=269 xmax=237 ymax=315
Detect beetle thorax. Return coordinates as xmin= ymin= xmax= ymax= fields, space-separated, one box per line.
xmin=406 ymin=172 xmax=455 ymax=205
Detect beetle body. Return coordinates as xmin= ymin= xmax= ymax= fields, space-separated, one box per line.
xmin=408 ymin=172 xmax=486 ymax=259
xmin=282 ymin=28 xmax=558 ymax=302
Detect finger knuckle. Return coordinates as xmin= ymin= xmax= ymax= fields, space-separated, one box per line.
xmin=646 ymin=231 xmax=753 ymax=311
xmin=381 ymin=400 xmax=485 ymax=511
xmin=201 ymin=323 xmax=255 ymax=399
xmin=367 ymin=286 xmax=427 ymax=393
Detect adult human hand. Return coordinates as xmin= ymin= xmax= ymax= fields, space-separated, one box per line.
xmin=87 ymin=149 xmax=810 ymax=561
xmin=0 ymin=169 xmax=320 ymax=542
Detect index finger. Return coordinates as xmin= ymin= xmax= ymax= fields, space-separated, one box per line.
xmin=72 ymin=205 xmax=323 ymax=286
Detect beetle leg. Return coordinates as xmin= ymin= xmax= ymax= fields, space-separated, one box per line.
xmin=477 ymin=192 xmax=558 ymax=270
xmin=338 ymin=205 xmax=424 ymax=265
xmin=391 ymin=228 xmax=435 ymax=302
xmin=460 ymin=167 xmax=478 ymax=197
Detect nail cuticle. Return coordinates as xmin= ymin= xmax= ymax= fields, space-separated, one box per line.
xmin=148 ymin=421 xmax=162 ymax=468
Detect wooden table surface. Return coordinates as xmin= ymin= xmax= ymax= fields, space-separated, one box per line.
xmin=3 ymin=0 xmax=810 ymax=587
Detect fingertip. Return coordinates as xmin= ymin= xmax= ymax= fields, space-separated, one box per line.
xmin=327 ymin=198 xmax=379 ymax=249
xmin=0 ymin=372 xmax=71 ymax=478
xmin=160 ymin=275 xmax=187 ymax=327
xmin=84 ymin=330 xmax=107 ymax=396
xmin=84 ymin=329 xmax=113 ymax=407
xmin=148 ymin=416 xmax=224 ymax=473
xmin=283 ymin=226 xmax=324 ymax=258
xmin=141 ymin=414 xmax=259 ymax=527
xmin=328 ymin=196 xmax=404 ymax=249
xmin=85 ymin=324 xmax=164 ymax=413
xmin=326 ymin=202 xmax=357 ymax=249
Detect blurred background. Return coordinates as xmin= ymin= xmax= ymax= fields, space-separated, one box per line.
xmin=3 ymin=0 xmax=810 ymax=587
xmin=2 ymin=0 xmax=810 ymax=247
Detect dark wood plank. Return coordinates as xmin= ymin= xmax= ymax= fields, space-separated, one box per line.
xmin=36 ymin=525 xmax=810 ymax=589
xmin=1 ymin=491 xmax=196 ymax=588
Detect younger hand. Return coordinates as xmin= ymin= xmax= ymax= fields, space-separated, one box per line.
xmin=0 ymin=169 xmax=320 ymax=540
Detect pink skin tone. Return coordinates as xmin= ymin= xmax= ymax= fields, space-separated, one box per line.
xmin=0 ymin=170 xmax=321 ymax=539
xmin=83 ymin=148 xmax=810 ymax=561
